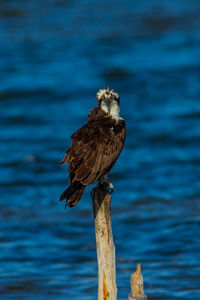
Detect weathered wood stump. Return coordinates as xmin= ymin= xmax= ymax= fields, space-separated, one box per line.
xmin=129 ymin=264 xmax=148 ymax=300
xmin=91 ymin=181 xmax=117 ymax=300
xmin=91 ymin=182 xmax=148 ymax=300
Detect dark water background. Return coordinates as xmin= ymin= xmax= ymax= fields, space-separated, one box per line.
xmin=1 ymin=1 xmax=200 ymax=299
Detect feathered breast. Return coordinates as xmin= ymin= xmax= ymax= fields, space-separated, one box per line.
xmin=61 ymin=109 xmax=126 ymax=186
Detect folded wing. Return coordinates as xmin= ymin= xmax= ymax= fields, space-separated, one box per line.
xmin=61 ymin=118 xmax=126 ymax=187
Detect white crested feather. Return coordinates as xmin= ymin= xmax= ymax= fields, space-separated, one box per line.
xmin=100 ymin=99 xmax=120 ymax=121
xmin=109 ymin=100 xmax=120 ymax=121
xmin=96 ymin=88 xmax=119 ymax=101
xmin=101 ymin=101 xmax=109 ymax=114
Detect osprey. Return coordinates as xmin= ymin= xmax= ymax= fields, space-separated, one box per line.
xmin=60 ymin=88 xmax=126 ymax=207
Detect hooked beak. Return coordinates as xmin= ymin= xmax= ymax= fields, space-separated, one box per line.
xmin=105 ymin=99 xmax=111 ymax=105
xmin=105 ymin=99 xmax=111 ymax=113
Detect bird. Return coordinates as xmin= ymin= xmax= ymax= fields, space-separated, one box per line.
xmin=60 ymin=87 xmax=126 ymax=208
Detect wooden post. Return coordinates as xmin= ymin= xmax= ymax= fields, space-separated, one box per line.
xmin=129 ymin=264 xmax=148 ymax=300
xmin=91 ymin=182 xmax=117 ymax=300
xmin=91 ymin=182 xmax=148 ymax=300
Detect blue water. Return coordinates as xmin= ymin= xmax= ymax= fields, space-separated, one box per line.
xmin=1 ymin=1 xmax=200 ymax=299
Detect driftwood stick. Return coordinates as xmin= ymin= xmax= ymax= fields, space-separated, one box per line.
xmin=129 ymin=264 xmax=148 ymax=300
xmin=91 ymin=182 xmax=117 ymax=300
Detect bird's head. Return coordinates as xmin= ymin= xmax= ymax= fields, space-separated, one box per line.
xmin=96 ymin=87 xmax=120 ymax=120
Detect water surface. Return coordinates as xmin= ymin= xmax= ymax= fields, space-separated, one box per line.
xmin=1 ymin=1 xmax=200 ymax=299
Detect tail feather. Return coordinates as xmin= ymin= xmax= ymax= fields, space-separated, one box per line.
xmin=60 ymin=149 xmax=70 ymax=166
xmin=60 ymin=181 xmax=85 ymax=208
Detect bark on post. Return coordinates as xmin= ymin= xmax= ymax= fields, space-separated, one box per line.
xmin=91 ymin=182 xmax=117 ymax=300
xmin=129 ymin=264 xmax=148 ymax=300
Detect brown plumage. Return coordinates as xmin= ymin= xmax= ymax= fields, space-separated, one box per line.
xmin=60 ymin=88 xmax=126 ymax=207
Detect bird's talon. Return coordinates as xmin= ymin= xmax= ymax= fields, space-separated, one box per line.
xmin=99 ymin=176 xmax=114 ymax=194
xmin=109 ymin=182 xmax=114 ymax=194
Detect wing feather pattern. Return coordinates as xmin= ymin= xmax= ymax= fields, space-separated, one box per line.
xmin=60 ymin=111 xmax=126 ymax=207
xmin=63 ymin=118 xmax=126 ymax=186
